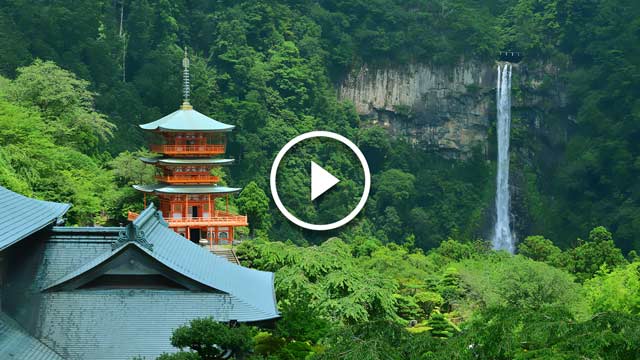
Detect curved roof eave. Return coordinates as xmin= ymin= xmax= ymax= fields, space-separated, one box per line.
xmin=140 ymin=157 xmax=235 ymax=166
xmin=133 ymin=184 xmax=242 ymax=195
xmin=139 ymin=108 xmax=235 ymax=132
xmin=0 ymin=186 xmax=71 ymax=251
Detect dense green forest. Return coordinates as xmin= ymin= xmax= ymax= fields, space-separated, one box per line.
xmin=0 ymin=0 xmax=639 ymax=358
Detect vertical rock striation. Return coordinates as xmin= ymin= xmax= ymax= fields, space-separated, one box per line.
xmin=338 ymin=61 xmax=567 ymax=158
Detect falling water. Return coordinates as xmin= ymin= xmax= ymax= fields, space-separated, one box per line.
xmin=492 ymin=63 xmax=515 ymax=253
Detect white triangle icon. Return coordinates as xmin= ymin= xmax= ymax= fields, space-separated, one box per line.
xmin=311 ymin=161 xmax=340 ymax=201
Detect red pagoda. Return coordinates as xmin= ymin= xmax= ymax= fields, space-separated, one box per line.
xmin=129 ymin=49 xmax=247 ymax=246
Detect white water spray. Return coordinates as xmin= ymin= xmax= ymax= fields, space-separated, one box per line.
xmin=492 ymin=63 xmax=515 ymax=253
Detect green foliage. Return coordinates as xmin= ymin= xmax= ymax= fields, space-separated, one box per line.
xmin=414 ymin=291 xmax=444 ymax=316
xmin=186 ymin=237 xmax=636 ymax=359
xmin=0 ymin=94 xmax=114 ymax=225
xmin=161 ymin=318 xmax=253 ymax=360
xmin=313 ymin=320 xmax=436 ymax=360
xmin=238 ymin=238 xmax=398 ymax=324
xmin=7 ymin=60 xmax=115 ymax=152
xmin=457 ymin=255 xmax=582 ymax=311
xmin=2 ymin=2 xmax=640 ymax=358
xmin=237 ymin=181 xmax=272 ymax=236
xmin=427 ymin=310 xmax=458 ymax=338
xmin=566 ymin=226 xmax=627 ymax=282
xmin=106 ymin=150 xmax=156 ymax=222
xmin=432 ymin=306 xmax=640 ymax=360
xmin=432 ymin=239 xmax=489 ymax=262
xmin=518 ymin=235 xmax=563 ymax=265
xmin=394 ymin=293 xmax=423 ymax=320
xmin=585 ymin=261 xmax=640 ymax=315
xmin=157 ymin=352 xmax=199 ymax=360
xmin=274 ymin=298 xmax=330 ymax=343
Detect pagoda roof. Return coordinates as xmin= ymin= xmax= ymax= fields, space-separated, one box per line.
xmin=140 ymin=157 xmax=235 ymax=166
xmin=139 ymin=107 xmax=235 ymax=132
xmin=0 ymin=186 xmax=70 ymax=251
xmin=133 ymin=184 xmax=242 ymax=195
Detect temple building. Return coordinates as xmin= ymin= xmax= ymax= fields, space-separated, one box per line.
xmin=0 ymin=186 xmax=279 ymax=359
xmin=129 ymin=49 xmax=248 ymax=246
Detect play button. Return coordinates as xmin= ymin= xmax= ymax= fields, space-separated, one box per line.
xmin=270 ymin=131 xmax=371 ymax=231
xmin=310 ymin=162 xmax=340 ymax=201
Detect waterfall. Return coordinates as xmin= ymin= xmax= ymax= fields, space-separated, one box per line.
xmin=492 ymin=63 xmax=515 ymax=253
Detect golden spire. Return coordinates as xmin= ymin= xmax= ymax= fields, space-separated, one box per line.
xmin=180 ymin=47 xmax=192 ymax=110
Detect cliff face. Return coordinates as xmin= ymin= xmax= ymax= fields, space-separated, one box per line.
xmin=339 ymin=61 xmax=568 ymax=158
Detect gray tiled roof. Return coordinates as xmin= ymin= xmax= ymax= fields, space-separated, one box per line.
xmin=0 ymin=186 xmax=70 ymax=251
xmin=139 ymin=108 xmax=235 ymax=132
xmin=10 ymin=204 xmax=278 ymax=359
xmin=0 ymin=312 xmax=63 ymax=360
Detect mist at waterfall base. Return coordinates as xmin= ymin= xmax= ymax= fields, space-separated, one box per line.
xmin=492 ymin=63 xmax=515 ymax=253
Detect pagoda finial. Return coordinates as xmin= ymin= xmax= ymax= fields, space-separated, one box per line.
xmin=181 ymin=46 xmax=192 ymax=110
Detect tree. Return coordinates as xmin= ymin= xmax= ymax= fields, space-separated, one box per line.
xmin=457 ymin=255 xmax=581 ymax=311
xmin=8 ymin=60 xmax=115 ymax=152
xmin=567 ymin=226 xmax=627 ymax=282
xmin=414 ymin=291 xmax=444 ymax=316
xmin=518 ymin=235 xmax=564 ymax=266
xmin=374 ymin=169 xmax=416 ymax=211
xmin=0 ymin=94 xmax=115 ymax=225
xmin=159 ymin=318 xmax=253 ymax=360
xmin=585 ymin=261 xmax=640 ymax=315
xmin=275 ymin=297 xmax=330 ymax=343
xmin=357 ymin=126 xmax=390 ymax=172
xmin=108 ymin=150 xmax=155 ymax=186
xmin=313 ymin=320 xmax=437 ymax=360
xmin=433 ymin=306 xmax=640 ymax=360
xmin=236 ymin=181 xmax=271 ymax=236
xmin=427 ymin=309 xmax=458 ymax=338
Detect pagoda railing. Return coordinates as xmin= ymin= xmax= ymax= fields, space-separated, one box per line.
xmin=167 ymin=215 xmax=248 ymax=227
xmin=127 ymin=211 xmax=247 ymax=227
xmin=156 ymin=175 xmax=220 ymax=184
xmin=151 ymin=144 xmax=225 ymax=155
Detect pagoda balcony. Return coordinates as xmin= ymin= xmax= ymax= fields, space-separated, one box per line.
xmin=150 ymin=144 xmax=226 ymax=156
xmin=128 ymin=211 xmax=248 ymax=227
xmin=156 ymin=175 xmax=220 ymax=184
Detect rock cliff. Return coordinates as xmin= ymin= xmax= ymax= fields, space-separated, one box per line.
xmin=339 ymin=61 xmax=568 ymax=158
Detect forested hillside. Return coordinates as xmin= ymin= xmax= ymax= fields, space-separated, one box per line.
xmin=1 ymin=0 xmax=638 ymax=251
xmin=0 ymin=0 xmax=639 ymax=358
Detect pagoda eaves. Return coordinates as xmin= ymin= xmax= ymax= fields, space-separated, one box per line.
xmin=131 ymin=48 xmax=248 ymax=246
xmin=133 ymin=184 xmax=242 ymax=195
xmin=139 ymin=107 xmax=234 ymax=132
xmin=140 ymin=157 xmax=235 ymax=165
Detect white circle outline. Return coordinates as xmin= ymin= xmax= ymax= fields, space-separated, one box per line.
xmin=269 ymin=131 xmax=371 ymax=231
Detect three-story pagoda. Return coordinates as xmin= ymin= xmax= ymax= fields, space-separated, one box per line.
xmin=130 ymin=49 xmax=248 ymax=245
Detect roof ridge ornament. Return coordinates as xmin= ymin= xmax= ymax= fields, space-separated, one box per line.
xmin=180 ymin=46 xmax=192 ymax=110
xmin=112 ymin=223 xmax=153 ymax=251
